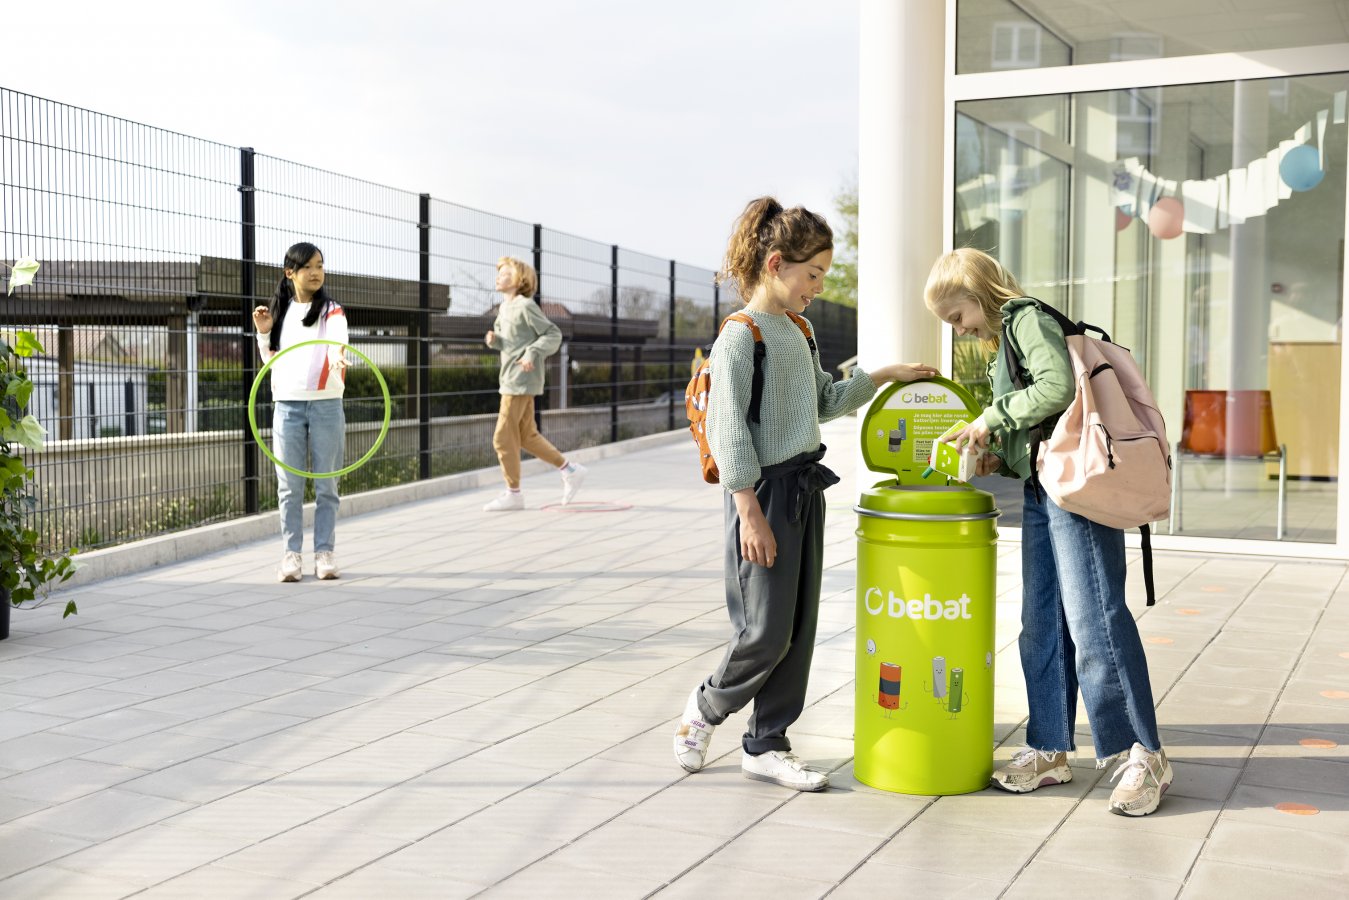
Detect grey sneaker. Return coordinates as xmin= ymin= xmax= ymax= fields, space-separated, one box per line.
xmin=277 ymin=551 xmax=302 ymax=583
xmin=673 ymin=688 xmax=715 ymax=773
xmin=1108 ymin=743 xmax=1173 ymax=816
xmin=560 ymin=462 xmax=587 ymax=505
xmin=991 ymin=747 xmax=1073 ymax=793
xmin=742 ymin=750 xmax=829 ymax=792
xmin=315 ymin=551 xmax=340 ymax=580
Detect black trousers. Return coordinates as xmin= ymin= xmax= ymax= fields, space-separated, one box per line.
xmin=696 ymin=447 xmax=837 ymax=755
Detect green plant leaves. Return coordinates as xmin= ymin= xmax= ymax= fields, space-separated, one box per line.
xmin=6 ymin=258 xmax=39 ymax=296
xmin=12 ymin=331 xmax=43 ymax=358
xmin=1 ymin=415 xmax=46 ymax=451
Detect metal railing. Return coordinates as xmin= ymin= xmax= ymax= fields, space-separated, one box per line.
xmin=0 ymin=87 xmax=857 ymax=552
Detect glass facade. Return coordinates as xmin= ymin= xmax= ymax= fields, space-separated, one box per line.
xmin=953 ymin=74 xmax=1349 ymax=543
xmin=958 ymin=0 xmax=1349 ymax=74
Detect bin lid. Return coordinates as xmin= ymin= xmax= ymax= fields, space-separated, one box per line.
xmin=856 ymin=482 xmax=998 ymax=520
xmin=859 ymin=376 xmax=984 ymax=485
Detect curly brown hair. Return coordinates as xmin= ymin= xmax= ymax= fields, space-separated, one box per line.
xmin=719 ymin=196 xmax=832 ymax=302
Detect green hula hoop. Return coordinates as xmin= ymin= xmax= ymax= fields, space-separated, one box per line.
xmin=248 ymin=339 xmax=391 ymax=479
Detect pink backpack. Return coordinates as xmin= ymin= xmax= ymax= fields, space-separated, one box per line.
xmin=1005 ymin=300 xmax=1172 ymax=604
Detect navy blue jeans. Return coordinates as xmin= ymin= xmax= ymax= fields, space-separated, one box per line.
xmin=1020 ymin=480 xmax=1161 ymax=761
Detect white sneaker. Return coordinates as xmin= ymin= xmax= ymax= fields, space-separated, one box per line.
xmin=991 ymin=747 xmax=1073 ymax=793
xmin=741 ymin=750 xmax=829 ymax=792
xmin=315 ymin=551 xmax=340 ymax=580
xmin=1108 ymin=742 xmax=1173 ymax=817
xmin=277 ymin=551 xmax=302 ymax=583
xmin=673 ymin=688 xmax=715 ymax=773
xmin=560 ymin=463 xmax=587 ymax=505
xmin=483 ymin=490 xmax=524 ymax=511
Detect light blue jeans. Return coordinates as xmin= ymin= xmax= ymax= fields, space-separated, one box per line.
xmin=273 ymin=399 xmax=344 ymax=554
xmin=1020 ymin=480 xmax=1161 ymax=761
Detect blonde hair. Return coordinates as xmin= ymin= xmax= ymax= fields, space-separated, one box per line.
xmin=719 ymin=196 xmax=832 ymax=302
xmin=496 ymin=256 xmax=538 ymax=298
xmin=924 ymin=248 xmax=1025 ymax=351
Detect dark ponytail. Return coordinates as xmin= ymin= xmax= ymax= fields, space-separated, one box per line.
xmin=266 ymin=242 xmax=333 ymax=352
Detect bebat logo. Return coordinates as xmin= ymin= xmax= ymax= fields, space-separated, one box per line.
xmin=863 ymin=587 xmax=972 ymax=620
xmin=900 ymin=391 xmax=951 ymax=404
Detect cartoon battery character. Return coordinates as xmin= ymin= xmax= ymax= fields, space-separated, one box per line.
xmin=877 ymin=662 xmax=905 ymax=716
xmin=930 ymin=656 xmax=947 ymax=699
xmin=948 ymin=668 xmax=965 ymax=716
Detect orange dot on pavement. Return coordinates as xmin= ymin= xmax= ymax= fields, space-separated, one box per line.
xmin=1319 ymin=690 xmax=1349 ymax=700
xmin=1340 ymin=651 xmax=1349 ymax=660
xmin=1146 ymin=637 xmax=1175 ymax=645
xmin=1299 ymin=738 xmax=1338 ymax=749
xmin=1275 ymin=802 xmax=1319 ymax=815
xmin=1200 ymin=585 xmax=1227 ymax=592
xmin=1177 ymin=609 xmax=1202 ymax=616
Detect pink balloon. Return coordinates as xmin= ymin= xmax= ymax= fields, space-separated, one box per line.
xmin=1148 ymin=197 xmax=1184 ymax=240
xmin=1115 ymin=208 xmax=1132 ymax=232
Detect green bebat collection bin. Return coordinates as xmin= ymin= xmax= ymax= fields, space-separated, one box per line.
xmin=853 ymin=376 xmax=1000 ymax=795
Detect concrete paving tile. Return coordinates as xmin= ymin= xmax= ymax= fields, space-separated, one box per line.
xmin=238 ymin=688 xmax=367 ymax=719
xmin=1157 ymin=728 xmax=1253 ymax=769
xmin=766 ymin=781 xmax=929 ymax=837
xmin=917 ymin=789 xmax=1079 ymax=837
xmin=1204 ymin=819 xmax=1349 ymax=878
xmin=133 ymin=687 xmax=259 ymax=719
xmin=213 ymin=820 xmax=408 ymax=884
xmin=418 ymin=664 xmax=541 ymax=697
xmin=656 ymin=862 xmax=832 ymax=899
xmin=307 ymin=866 xmax=481 ymax=899
xmin=1268 ymin=700 xmax=1349 ymax=736
xmin=1238 ymin=756 xmax=1349 ymax=797
xmin=410 ymin=703 xmax=553 ymax=745
xmin=1066 ymin=786 xmax=1222 ymax=838
xmin=1002 ymin=860 xmax=1181 ymax=899
xmin=869 ymin=819 xmax=1042 ymax=881
xmin=0 ymin=864 xmax=140 ymax=899
xmin=312 ymin=667 xmax=438 ymax=697
xmin=246 ymin=637 xmax=348 ymax=660
xmin=118 ymin=756 xmax=284 ymax=804
xmin=378 ymin=823 xmax=566 ymax=884
xmin=0 ymin=671 xmax=116 ymax=699
xmin=1182 ymin=858 xmax=1349 ymax=899
xmin=1038 ymin=821 xmax=1203 ymax=881
xmin=482 ymin=859 xmax=666 ymax=899
xmin=163 ymin=788 xmax=336 ymax=840
xmin=135 ymin=865 xmax=318 ymax=899
xmin=368 ymin=650 xmax=480 ymax=677
xmin=1279 ymin=677 xmax=1349 ymax=710
xmin=77 ymin=731 xmax=230 ymax=770
xmin=624 ymin=781 xmax=785 ymax=838
xmin=540 ymin=756 xmax=683 ymax=804
xmin=18 ymin=687 xmax=139 ymax=719
xmin=12 ymin=788 xmax=193 ymax=841
xmin=208 ymin=668 xmax=329 ymax=696
xmin=1155 ymin=683 xmax=1278 ymax=740
xmin=1181 ymin=662 xmax=1290 ymax=692
xmin=207 ymin=730 xmax=357 ymax=771
xmin=313 ymin=785 xmax=487 ymax=840
xmin=406 ymin=754 xmax=554 ymax=802
xmin=706 ymin=820 xmax=885 ymax=883
xmin=0 ymin=758 xmax=146 ymax=804
xmin=48 ymin=824 xmax=247 ymax=887
xmin=462 ymin=787 xmax=629 ymax=841
xmin=833 ymin=860 xmax=1003 ymax=899
xmin=549 ymin=818 xmax=723 ymax=882
xmin=1219 ymin=783 xmax=1349 ymax=836
xmin=0 ymin=731 xmax=110 ymax=772
xmin=1159 ymin=759 xmax=1243 ymax=802
xmin=168 ymin=708 xmax=304 ymax=742
xmin=0 ymin=823 xmax=91 ymax=879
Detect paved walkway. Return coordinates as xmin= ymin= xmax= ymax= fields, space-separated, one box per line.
xmin=0 ymin=418 xmax=1346 ymax=898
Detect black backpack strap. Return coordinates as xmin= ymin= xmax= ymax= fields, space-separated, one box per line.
xmin=720 ymin=313 xmax=768 ymax=425
xmin=1140 ymin=524 xmax=1156 ymax=606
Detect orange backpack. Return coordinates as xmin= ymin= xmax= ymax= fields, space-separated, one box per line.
xmin=686 ymin=311 xmax=816 ymax=484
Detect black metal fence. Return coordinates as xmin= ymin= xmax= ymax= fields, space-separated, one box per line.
xmin=0 ymin=87 xmax=858 ymax=552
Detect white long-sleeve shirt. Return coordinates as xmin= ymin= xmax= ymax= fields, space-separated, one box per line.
xmin=256 ymin=301 xmax=348 ymax=401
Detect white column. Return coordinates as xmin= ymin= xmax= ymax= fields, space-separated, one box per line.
xmin=857 ymin=0 xmax=947 ymax=478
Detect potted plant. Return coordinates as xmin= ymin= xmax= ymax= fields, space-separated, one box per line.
xmin=0 ymin=258 xmax=77 ymax=636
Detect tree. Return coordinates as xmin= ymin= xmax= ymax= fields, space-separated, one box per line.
xmin=823 ymin=181 xmax=858 ymax=308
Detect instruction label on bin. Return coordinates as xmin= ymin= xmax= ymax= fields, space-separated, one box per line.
xmin=861 ymin=378 xmax=983 ymax=483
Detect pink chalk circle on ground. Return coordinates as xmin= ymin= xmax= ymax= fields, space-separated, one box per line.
xmin=1148 ymin=197 xmax=1185 ymax=239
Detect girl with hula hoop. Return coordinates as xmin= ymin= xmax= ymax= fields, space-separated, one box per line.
xmin=252 ymin=242 xmax=348 ymax=582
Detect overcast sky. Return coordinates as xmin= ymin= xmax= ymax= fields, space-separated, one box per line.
xmin=7 ymin=0 xmax=860 ymax=270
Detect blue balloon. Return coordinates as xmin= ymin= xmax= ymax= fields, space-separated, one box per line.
xmin=1279 ymin=144 xmax=1325 ymax=192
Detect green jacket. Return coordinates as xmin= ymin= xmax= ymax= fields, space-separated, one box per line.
xmin=981 ymin=298 xmax=1075 ymax=480
xmin=491 ymin=295 xmax=562 ymax=396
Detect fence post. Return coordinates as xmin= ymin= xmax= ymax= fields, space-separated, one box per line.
xmin=610 ymin=244 xmax=619 ymax=444
xmin=533 ymin=223 xmax=544 ymax=431
xmin=418 ymin=193 xmax=432 ymax=480
xmin=712 ymin=281 xmax=720 ymax=339
xmin=239 ymin=146 xmax=259 ymax=515
xmin=669 ymin=259 xmax=677 ymax=431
